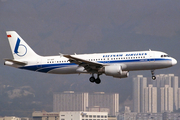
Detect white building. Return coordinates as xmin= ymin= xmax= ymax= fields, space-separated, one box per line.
xmin=178 ymin=88 xmax=180 ymax=108
xmin=86 ymin=106 xmax=110 ymax=113
xmin=144 ymin=84 xmax=157 ymax=113
xmin=32 ymin=111 xmax=108 ymax=120
xmin=53 ymin=91 xmax=88 ymax=112
xmin=133 ymin=74 xmax=179 ymax=113
xmin=172 ymin=75 xmax=179 ymax=110
xmin=32 ymin=111 xmax=59 ymax=120
xmin=53 ymin=91 xmax=119 ymax=116
xmin=59 ymin=111 xmax=108 ymax=120
xmin=154 ymin=74 xmax=172 ymax=87
xmin=160 ymin=87 xmax=165 ymax=113
xmin=133 ymin=75 xmax=147 ymax=113
xmin=154 ymin=74 xmax=179 ymax=111
xmin=144 ymin=87 xmax=149 ymax=113
xmin=133 ymin=76 xmax=140 ymax=113
xmin=0 ymin=117 xmax=21 ymax=120
xmin=88 ymin=92 xmax=119 ymax=116
xmin=160 ymin=85 xmax=173 ymax=112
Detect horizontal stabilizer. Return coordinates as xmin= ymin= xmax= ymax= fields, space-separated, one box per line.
xmin=4 ymin=59 xmax=27 ymax=66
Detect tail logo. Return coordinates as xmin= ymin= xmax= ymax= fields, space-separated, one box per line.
xmin=14 ymin=38 xmax=27 ymax=57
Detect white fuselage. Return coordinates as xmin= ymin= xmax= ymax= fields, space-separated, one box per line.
xmin=18 ymin=50 xmax=176 ymax=74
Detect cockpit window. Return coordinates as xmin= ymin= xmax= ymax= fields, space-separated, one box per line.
xmin=161 ymin=55 xmax=169 ymax=57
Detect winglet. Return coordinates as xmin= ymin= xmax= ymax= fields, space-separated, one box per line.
xmin=59 ymin=53 xmax=64 ymax=57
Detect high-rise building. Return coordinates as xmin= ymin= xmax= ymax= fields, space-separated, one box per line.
xmin=178 ymin=88 xmax=180 ymax=109
xmin=144 ymin=87 xmax=148 ymax=113
xmin=53 ymin=91 xmax=119 ymax=116
xmin=160 ymin=85 xmax=173 ymax=112
xmin=154 ymin=74 xmax=172 ymax=88
xmin=160 ymin=87 xmax=165 ymax=112
xmin=88 ymin=92 xmax=119 ymax=116
xmin=133 ymin=74 xmax=178 ymax=113
xmin=144 ymin=84 xmax=157 ymax=113
xmin=151 ymin=85 xmax=157 ymax=113
xmin=172 ymin=75 xmax=179 ymax=110
xmin=133 ymin=76 xmax=140 ymax=113
xmin=153 ymin=74 xmax=178 ymax=111
xmin=53 ymin=91 xmax=88 ymax=112
xmin=133 ymin=75 xmax=147 ymax=113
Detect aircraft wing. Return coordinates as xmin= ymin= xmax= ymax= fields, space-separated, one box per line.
xmin=63 ymin=54 xmax=104 ymax=72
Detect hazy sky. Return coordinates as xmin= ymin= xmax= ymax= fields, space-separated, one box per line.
xmin=0 ymin=0 xmax=180 ymax=108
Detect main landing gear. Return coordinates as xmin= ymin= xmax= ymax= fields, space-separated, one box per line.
xmin=151 ymin=70 xmax=156 ymax=80
xmin=89 ymin=74 xmax=101 ymax=84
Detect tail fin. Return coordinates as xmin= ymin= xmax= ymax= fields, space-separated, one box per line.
xmin=6 ymin=31 xmax=39 ymax=60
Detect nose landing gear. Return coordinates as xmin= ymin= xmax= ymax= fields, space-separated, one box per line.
xmin=151 ymin=70 xmax=156 ymax=80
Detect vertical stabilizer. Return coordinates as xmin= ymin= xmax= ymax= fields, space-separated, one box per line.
xmin=6 ymin=31 xmax=39 ymax=60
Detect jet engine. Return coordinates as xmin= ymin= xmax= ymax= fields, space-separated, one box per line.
xmin=103 ymin=65 xmax=129 ymax=78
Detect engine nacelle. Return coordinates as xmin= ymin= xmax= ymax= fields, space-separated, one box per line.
xmin=113 ymin=71 xmax=129 ymax=78
xmin=104 ymin=65 xmax=129 ymax=78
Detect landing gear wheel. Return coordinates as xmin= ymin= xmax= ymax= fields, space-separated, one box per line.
xmin=95 ymin=78 xmax=101 ymax=84
xmin=89 ymin=76 xmax=95 ymax=83
xmin=152 ymin=76 xmax=156 ymax=80
xmin=151 ymin=70 xmax=156 ymax=80
xmin=89 ymin=74 xmax=101 ymax=84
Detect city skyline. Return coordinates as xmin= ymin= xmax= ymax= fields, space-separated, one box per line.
xmin=133 ymin=74 xmax=179 ymax=113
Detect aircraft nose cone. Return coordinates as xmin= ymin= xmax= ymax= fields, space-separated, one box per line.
xmin=172 ymin=58 xmax=177 ymax=65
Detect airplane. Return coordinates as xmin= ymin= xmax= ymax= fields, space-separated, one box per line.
xmin=4 ymin=31 xmax=177 ymax=84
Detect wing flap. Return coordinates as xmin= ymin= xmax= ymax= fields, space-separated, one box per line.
xmin=63 ymin=55 xmax=104 ymax=72
xmin=63 ymin=55 xmax=103 ymax=66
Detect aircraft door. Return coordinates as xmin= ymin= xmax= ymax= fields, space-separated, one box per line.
xmin=149 ymin=51 xmax=155 ymax=62
xmin=37 ymin=58 xmax=42 ymax=68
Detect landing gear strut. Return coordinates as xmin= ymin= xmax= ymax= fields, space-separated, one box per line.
xmin=151 ymin=70 xmax=156 ymax=80
xmin=89 ymin=74 xmax=101 ymax=84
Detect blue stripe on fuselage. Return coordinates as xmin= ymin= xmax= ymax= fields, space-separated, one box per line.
xmin=19 ymin=63 xmax=77 ymax=73
xmin=19 ymin=58 xmax=171 ymax=73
